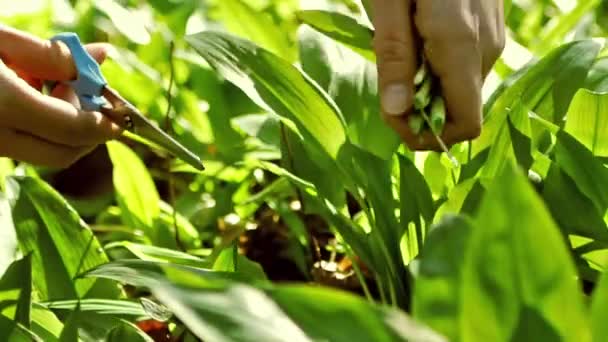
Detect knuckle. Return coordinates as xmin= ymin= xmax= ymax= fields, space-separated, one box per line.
xmin=373 ymin=33 xmax=411 ymax=65
xmin=48 ymin=40 xmax=74 ymax=79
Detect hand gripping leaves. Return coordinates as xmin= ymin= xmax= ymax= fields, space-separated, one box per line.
xmin=409 ymin=59 xmax=457 ymax=166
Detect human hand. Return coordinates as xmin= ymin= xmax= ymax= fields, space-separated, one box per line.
xmin=0 ymin=26 xmax=122 ymax=168
xmin=371 ymin=0 xmax=505 ymax=150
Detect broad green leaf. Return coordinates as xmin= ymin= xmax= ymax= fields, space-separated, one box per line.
xmin=107 ymin=141 xmax=160 ymax=238
xmin=279 ymin=125 xmax=346 ymax=208
xmin=412 ymin=215 xmax=474 ymax=340
xmin=462 ymin=162 xmax=589 ymax=341
xmin=296 ymin=10 xmax=375 ymax=61
xmin=105 ymin=241 xmax=207 ymax=267
xmin=398 ymin=155 xmax=434 ymax=225
xmin=298 ymin=24 xmax=399 ymax=160
xmin=271 ymin=285 xmax=446 ymax=342
xmin=481 ymin=100 xmax=531 ymax=179
xmin=0 ymin=194 xmax=19 ymax=276
xmin=554 ymin=130 xmax=608 ymax=214
xmin=542 ymin=164 xmax=608 ymax=243
xmin=0 ymin=255 xmax=32 ymax=326
xmin=0 ymin=315 xmax=39 ymax=342
xmin=30 ymin=304 xmax=64 ymax=342
xmin=584 ymin=57 xmax=608 ymax=93
xmin=7 ymin=176 xmax=120 ymax=300
xmin=591 ymin=271 xmax=608 ymax=342
xmin=155 ymin=201 xmax=201 ymax=250
xmin=564 ymin=89 xmax=608 ymax=156
xmin=186 ymin=31 xmax=347 ymax=161
xmin=507 ymin=115 xmax=533 ymax=171
xmin=434 ymin=178 xmax=479 ymax=219
xmin=213 ymin=247 xmax=268 ymax=281
xmin=40 ymin=299 xmax=148 ymax=318
xmin=151 ymin=282 xmax=311 ymax=342
xmin=150 ymin=281 xmax=444 ymax=342
xmin=476 ymin=40 xmax=600 ymax=156
xmin=83 ymin=259 xmax=270 ymax=289
xmin=210 ymin=0 xmax=293 ymax=60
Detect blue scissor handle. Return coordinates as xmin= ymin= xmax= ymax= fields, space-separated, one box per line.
xmin=50 ymin=32 xmax=108 ymax=111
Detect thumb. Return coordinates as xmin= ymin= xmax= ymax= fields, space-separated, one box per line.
xmin=371 ymin=0 xmax=418 ymax=116
xmin=0 ymin=26 xmax=111 ymax=81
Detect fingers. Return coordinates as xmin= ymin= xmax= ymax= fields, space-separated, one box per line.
xmin=371 ymin=0 xmax=418 ymax=116
xmin=0 ymin=70 xmax=122 ymax=147
xmin=404 ymin=0 xmax=484 ymax=149
xmin=0 ymin=25 xmax=111 ymax=81
xmin=0 ymin=127 xmax=94 ymax=169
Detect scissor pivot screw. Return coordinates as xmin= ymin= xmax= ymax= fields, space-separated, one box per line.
xmin=124 ymin=115 xmax=134 ymax=129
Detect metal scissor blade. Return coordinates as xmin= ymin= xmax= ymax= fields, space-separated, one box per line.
xmin=102 ymin=87 xmax=205 ymax=171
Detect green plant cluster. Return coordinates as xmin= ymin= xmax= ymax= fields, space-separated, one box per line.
xmin=2 ymin=0 xmax=608 ymax=341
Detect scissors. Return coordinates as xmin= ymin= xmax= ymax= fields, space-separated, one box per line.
xmin=48 ymin=32 xmax=205 ymax=171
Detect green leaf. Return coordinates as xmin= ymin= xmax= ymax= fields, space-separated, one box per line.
xmin=476 ymin=40 xmax=600 ymax=156
xmin=7 ymin=176 xmax=121 ymax=300
xmin=151 ymin=282 xmax=311 ymax=342
xmin=105 ymin=241 xmax=207 ymax=268
xmin=30 ymin=304 xmax=64 ymax=341
xmin=40 ymin=299 xmax=148 ymax=318
xmin=554 ymin=130 xmax=608 ymax=214
xmin=592 ymin=271 xmax=608 ymax=342
xmin=211 ymin=0 xmax=293 ymax=60
xmin=58 ymin=303 xmax=80 ymax=342
xmin=0 ymin=194 xmax=19 ymax=276
xmin=412 ymin=215 xmax=474 ymax=340
xmin=0 ymin=255 xmax=32 ymax=327
xmin=296 ymin=10 xmax=375 ymax=62
xmin=186 ymin=30 xmax=347 ymax=161
xmin=298 ymin=24 xmax=399 ymax=160
xmin=463 ymin=162 xmax=589 ymax=341
xmin=0 ymin=315 xmax=39 ymax=342
xmin=271 ymin=285 xmax=445 ymax=342
xmin=83 ymin=259 xmax=270 ymax=289
xmin=564 ymin=89 xmax=608 ymax=156
xmin=94 ymin=0 xmax=150 ymax=44
xmin=398 ymin=155 xmax=434 ymax=225
xmin=212 ymin=247 xmax=268 ymax=281
xmin=542 ymin=164 xmax=608 ymax=243
xmin=107 ymin=141 xmax=160 ymax=238
xmin=507 ymin=115 xmax=533 ymax=171
xmin=150 ymin=281 xmax=444 ymax=342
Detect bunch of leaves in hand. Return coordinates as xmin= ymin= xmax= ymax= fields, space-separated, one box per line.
xmin=408 ymin=59 xmax=446 ymax=137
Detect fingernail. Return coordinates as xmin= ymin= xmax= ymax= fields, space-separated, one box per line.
xmin=382 ymin=84 xmax=409 ymax=115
